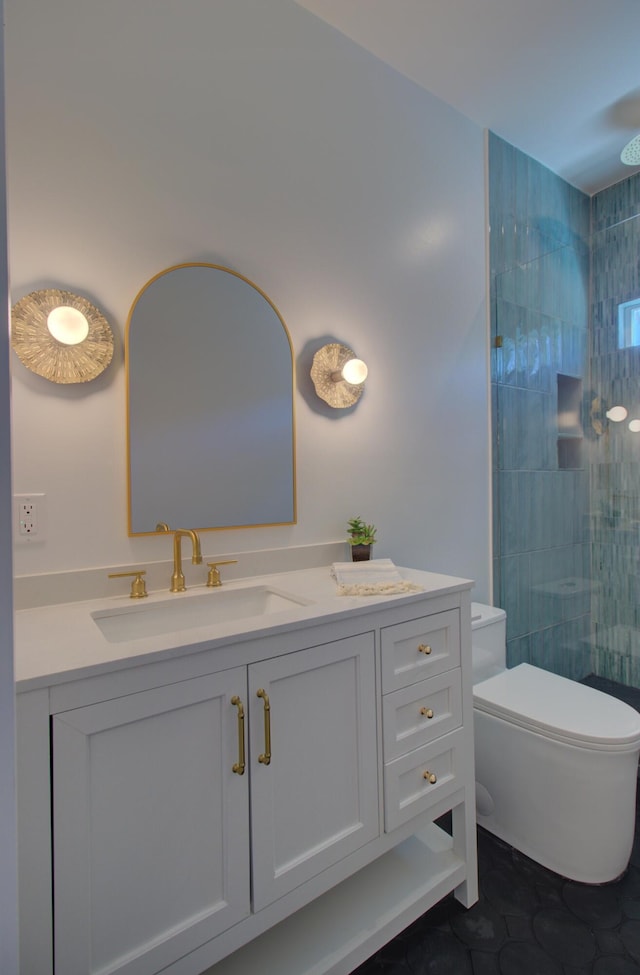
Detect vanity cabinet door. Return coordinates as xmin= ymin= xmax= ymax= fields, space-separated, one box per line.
xmin=248 ymin=632 xmax=379 ymax=911
xmin=52 ymin=667 xmax=250 ymax=975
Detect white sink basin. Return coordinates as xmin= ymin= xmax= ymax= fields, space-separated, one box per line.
xmin=91 ymin=585 xmax=312 ymax=643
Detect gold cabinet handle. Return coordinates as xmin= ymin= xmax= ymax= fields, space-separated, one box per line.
xmin=423 ymin=770 xmax=437 ymax=784
xmin=230 ymin=696 xmax=245 ymax=775
xmin=418 ymin=644 xmax=432 ymax=655
xmin=108 ymin=570 xmax=148 ymax=598
xmin=420 ymin=707 xmax=434 ymax=719
xmin=257 ymin=688 xmax=271 ymax=765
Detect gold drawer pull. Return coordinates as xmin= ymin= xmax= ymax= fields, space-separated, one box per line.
xmin=230 ymin=696 xmax=245 ymax=775
xmin=423 ymin=770 xmax=437 ymax=784
xmin=420 ymin=707 xmax=434 ymax=719
xmin=418 ymin=644 xmax=432 ymax=655
xmin=257 ymin=688 xmax=271 ymax=765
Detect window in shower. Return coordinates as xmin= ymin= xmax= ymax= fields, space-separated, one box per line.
xmin=618 ymin=297 xmax=640 ymax=349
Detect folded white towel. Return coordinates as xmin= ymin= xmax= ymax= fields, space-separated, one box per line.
xmin=332 ymin=558 xmax=403 ymax=585
xmin=331 ymin=559 xmax=423 ymax=596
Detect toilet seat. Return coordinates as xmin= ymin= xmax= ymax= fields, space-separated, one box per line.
xmin=473 ymin=663 xmax=640 ymax=751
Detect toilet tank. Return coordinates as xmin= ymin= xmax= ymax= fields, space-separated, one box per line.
xmin=471 ymin=602 xmax=507 ymax=683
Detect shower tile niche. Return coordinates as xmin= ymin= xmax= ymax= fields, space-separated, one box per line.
xmin=557 ymin=374 xmax=583 ymax=470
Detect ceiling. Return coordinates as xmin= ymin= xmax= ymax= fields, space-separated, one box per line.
xmin=295 ymin=0 xmax=640 ymax=195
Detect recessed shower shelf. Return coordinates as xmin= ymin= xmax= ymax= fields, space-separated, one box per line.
xmin=557 ymin=374 xmax=583 ymax=469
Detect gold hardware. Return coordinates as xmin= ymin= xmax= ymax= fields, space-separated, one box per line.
xmin=257 ymin=688 xmax=271 ymax=765
xmin=418 ymin=644 xmax=432 ymax=655
xmin=230 ymin=696 xmax=246 ymax=775
xmin=159 ymin=526 xmax=203 ymax=592
xmin=420 ymin=707 xmax=434 ymax=719
xmin=423 ymin=771 xmax=437 ymax=784
xmin=494 ymin=335 xmax=503 ymax=348
xmin=108 ymin=570 xmax=148 ymax=598
xmin=206 ymin=560 xmax=238 ymax=587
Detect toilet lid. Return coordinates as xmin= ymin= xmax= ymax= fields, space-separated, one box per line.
xmin=474 ymin=663 xmax=640 ymax=750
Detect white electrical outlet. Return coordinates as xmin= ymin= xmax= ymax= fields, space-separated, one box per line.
xmin=14 ymin=493 xmax=47 ymax=544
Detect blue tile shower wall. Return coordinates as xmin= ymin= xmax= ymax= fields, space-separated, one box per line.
xmin=590 ymin=174 xmax=640 ymax=686
xmin=489 ymin=133 xmax=592 ymax=679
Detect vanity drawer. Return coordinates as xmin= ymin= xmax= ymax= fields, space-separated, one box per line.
xmin=383 ymin=728 xmax=464 ymax=832
xmin=381 ymin=609 xmax=460 ymax=693
xmin=382 ymin=670 xmax=462 ymax=762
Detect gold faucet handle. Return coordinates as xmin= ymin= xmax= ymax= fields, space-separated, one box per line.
xmin=206 ymin=560 xmax=238 ymax=587
xmin=108 ymin=570 xmax=148 ymax=598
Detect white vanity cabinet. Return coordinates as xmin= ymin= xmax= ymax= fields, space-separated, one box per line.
xmin=50 ymin=633 xmax=378 ymax=975
xmin=15 ymin=569 xmax=477 ymax=975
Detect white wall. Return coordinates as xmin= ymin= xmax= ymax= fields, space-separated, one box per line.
xmin=5 ymin=0 xmax=491 ymax=599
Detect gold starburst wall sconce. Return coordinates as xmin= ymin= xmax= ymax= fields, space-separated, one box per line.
xmin=11 ymin=288 xmax=114 ymax=384
xmin=310 ymin=343 xmax=368 ymax=408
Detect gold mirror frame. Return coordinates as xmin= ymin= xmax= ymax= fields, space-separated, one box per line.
xmin=126 ymin=263 xmax=296 ymax=535
xmin=11 ymin=289 xmax=114 ymax=384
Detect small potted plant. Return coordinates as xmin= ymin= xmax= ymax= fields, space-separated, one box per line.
xmin=347 ymin=516 xmax=377 ymax=562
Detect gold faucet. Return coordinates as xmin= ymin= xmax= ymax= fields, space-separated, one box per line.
xmin=156 ymin=523 xmax=202 ymax=592
xmin=171 ymin=529 xmax=202 ymax=592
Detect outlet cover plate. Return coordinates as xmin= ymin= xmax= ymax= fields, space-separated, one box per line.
xmin=14 ymin=493 xmax=46 ymax=544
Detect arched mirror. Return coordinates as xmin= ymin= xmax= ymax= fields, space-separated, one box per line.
xmin=126 ymin=263 xmax=296 ymax=535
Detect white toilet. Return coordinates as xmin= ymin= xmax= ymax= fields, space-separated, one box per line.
xmin=471 ymin=602 xmax=640 ymax=884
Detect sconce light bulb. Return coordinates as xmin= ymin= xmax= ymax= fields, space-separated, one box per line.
xmin=47 ymin=306 xmax=90 ymax=346
xmin=629 ymin=419 xmax=640 ymax=433
xmin=341 ymin=358 xmax=368 ymax=385
xmin=606 ymin=405 xmax=628 ymax=422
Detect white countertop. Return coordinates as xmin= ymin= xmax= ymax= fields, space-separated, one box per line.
xmin=14 ymin=565 xmax=472 ymax=691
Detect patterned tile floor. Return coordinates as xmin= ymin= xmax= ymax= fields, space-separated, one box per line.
xmin=352 ymin=675 xmax=640 ymax=975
